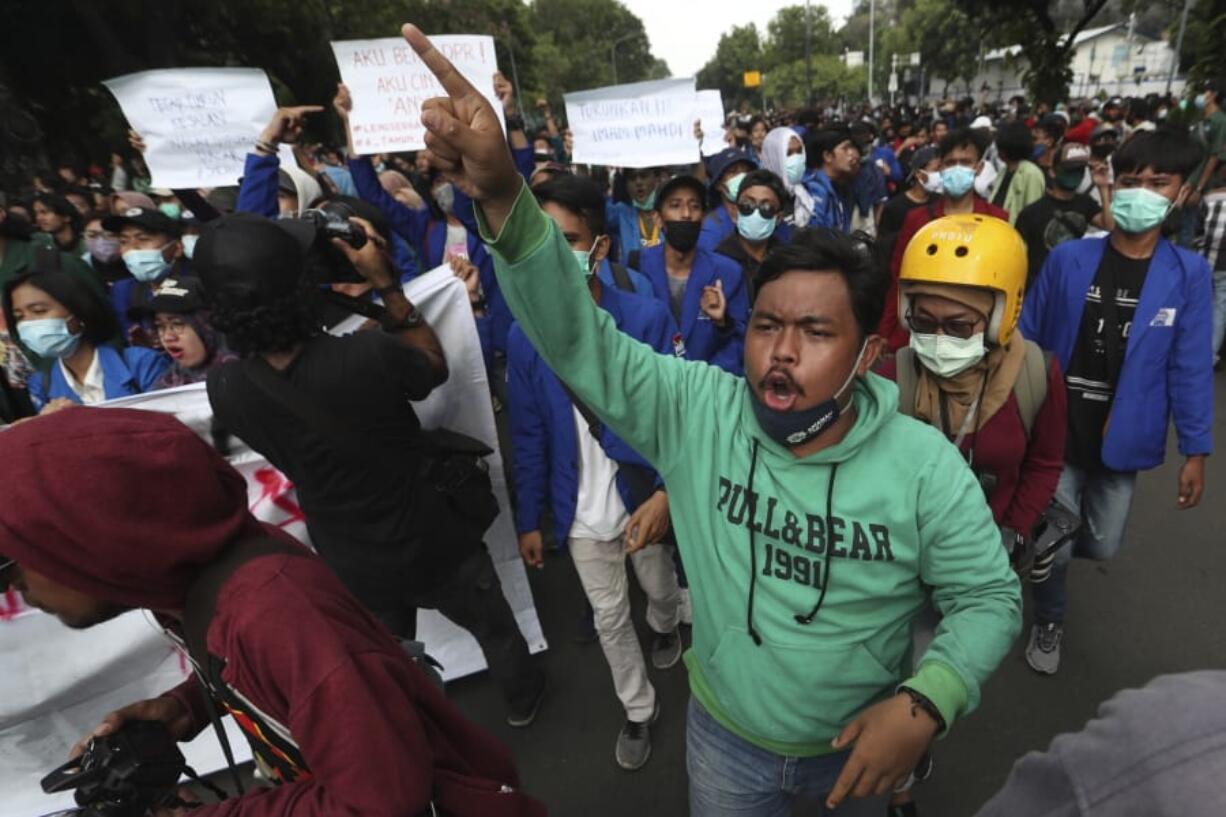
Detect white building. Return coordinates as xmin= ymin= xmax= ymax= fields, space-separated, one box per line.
xmin=927 ymin=23 xmax=1187 ymax=101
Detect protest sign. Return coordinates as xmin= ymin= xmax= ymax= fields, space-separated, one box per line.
xmin=331 ymin=35 xmax=505 ymax=155
xmin=694 ymin=89 xmax=728 ymax=157
xmin=565 ymin=77 xmax=700 ymax=168
xmin=104 ymin=68 xmax=279 ymax=189
xmin=1 ymin=270 xmax=544 ymax=817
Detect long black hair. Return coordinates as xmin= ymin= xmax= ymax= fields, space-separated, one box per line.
xmin=2 ymin=270 xmax=119 ymax=345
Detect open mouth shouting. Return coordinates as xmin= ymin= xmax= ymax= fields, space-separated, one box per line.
xmin=760 ymin=370 xmax=802 ymax=412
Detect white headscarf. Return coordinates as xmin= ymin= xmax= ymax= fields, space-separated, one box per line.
xmin=761 ymin=126 xmax=815 ymax=227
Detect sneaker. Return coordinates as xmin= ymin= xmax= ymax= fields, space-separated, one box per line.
xmin=1025 ymin=623 xmax=1063 ymax=675
xmin=678 ymin=587 xmax=693 ymax=626
xmin=615 ymin=701 xmax=659 ymax=770
xmin=506 ymin=677 xmax=547 ymax=728
xmin=651 ymin=628 xmax=682 ymax=670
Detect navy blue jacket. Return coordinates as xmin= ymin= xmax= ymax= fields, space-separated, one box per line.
xmin=507 ymin=284 xmax=681 ymax=538
xmin=1020 ymin=235 xmax=1213 ymax=471
xmin=698 ymin=205 xmax=735 ymax=252
xmin=630 ymin=243 xmax=748 ymax=374
xmin=29 ymin=345 xmax=169 ymax=409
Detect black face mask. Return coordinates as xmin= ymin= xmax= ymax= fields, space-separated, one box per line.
xmin=750 ymin=342 xmax=867 ymax=448
xmin=663 ymin=220 xmax=701 ymax=253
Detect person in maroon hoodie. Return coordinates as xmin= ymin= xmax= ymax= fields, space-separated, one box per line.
xmin=876 ymin=215 xmax=1065 ymax=817
xmin=0 ymin=407 xmax=545 ymax=817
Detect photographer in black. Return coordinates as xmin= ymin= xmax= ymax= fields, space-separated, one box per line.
xmin=198 ymin=209 xmax=546 ymax=727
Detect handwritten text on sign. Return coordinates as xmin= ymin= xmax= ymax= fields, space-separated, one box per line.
xmin=331 ymin=35 xmax=505 ymax=155
xmin=565 ymin=77 xmax=699 ymax=169
xmin=103 ymin=68 xmax=280 ymax=189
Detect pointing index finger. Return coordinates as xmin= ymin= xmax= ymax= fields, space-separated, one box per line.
xmin=402 ymin=24 xmax=479 ymax=101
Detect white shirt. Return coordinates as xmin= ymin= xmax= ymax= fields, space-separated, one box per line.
xmin=568 ymin=406 xmax=629 ymax=541
xmin=58 ymin=349 xmax=104 ymax=404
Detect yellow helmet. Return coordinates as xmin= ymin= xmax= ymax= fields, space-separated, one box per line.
xmin=898 ymin=214 xmax=1027 ymax=346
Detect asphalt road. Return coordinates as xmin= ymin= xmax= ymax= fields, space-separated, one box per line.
xmin=448 ymin=373 xmax=1226 ymax=816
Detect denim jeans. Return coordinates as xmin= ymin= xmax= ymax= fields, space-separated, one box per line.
xmin=1031 ymin=463 xmax=1138 ymax=624
xmin=687 ymin=698 xmax=888 ymax=817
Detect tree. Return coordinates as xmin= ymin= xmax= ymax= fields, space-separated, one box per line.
xmin=696 ymin=24 xmax=765 ymax=110
xmin=764 ymin=5 xmax=838 ymax=71
xmin=954 ymin=0 xmax=1113 ymax=105
xmin=880 ymin=0 xmax=982 ymax=98
xmin=1182 ymin=0 xmax=1226 ymax=87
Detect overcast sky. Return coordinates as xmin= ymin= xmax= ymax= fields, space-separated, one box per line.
xmin=619 ymin=0 xmax=858 ymax=78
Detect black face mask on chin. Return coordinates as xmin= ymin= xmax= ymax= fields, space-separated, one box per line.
xmin=663 ymin=220 xmax=701 ymax=253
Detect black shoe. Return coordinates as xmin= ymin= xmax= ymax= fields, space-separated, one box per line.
xmin=506 ymin=677 xmax=547 ymax=728
xmin=615 ymin=701 xmax=659 ymax=770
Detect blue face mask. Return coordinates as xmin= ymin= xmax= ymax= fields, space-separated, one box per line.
xmin=123 ymin=247 xmax=171 ymax=282
xmin=1032 ymin=144 xmax=1047 ymax=160
xmin=632 ymin=188 xmax=658 ymax=212
xmin=1194 ymin=93 xmax=1208 ymax=110
xmin=785 ymin=153 xmax=807 ymax=185
xmin=940 ymin=165 xmax=976 ymax=198
xmin=723 ymin=173 xmax=747 ymax=203
xmin=180 ymin=234 xmax=199 ymax=260
xmin=18 ymin=317 xmax=81 ymax=359
xmin=571 ymin=236 xmax=605 ymax=280
xmin=736 ymin=209 xmax=777 ymax=242
xmin=158 ymin=202 xmax=181 ymax=220
xmin=1110 ymin=187 xmax=1175 ymax=234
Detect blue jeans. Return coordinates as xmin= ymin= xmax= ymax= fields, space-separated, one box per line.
xmin=687 ymin=698 xmax=888 ymax=817
xmin=1031 ymin=463 xmax=1137 ymax=624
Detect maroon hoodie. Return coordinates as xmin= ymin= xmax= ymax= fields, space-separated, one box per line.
xmin=0 ymin=408 xmax=543 ymax=817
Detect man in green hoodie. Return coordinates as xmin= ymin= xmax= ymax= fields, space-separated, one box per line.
xmin=401 ymin=24 xmax=1021 ymax=815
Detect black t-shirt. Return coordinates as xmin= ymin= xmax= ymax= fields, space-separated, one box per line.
xmin=1015 ymin=192 xmax=1102 ymax=288
xmin=1064 ymin=243 xmax=1150 ymax=471
xmin=876 ymin=192 xmax=928 ymax=269
xmin=207 ymin=330 xmax=449 ymax=607
xmin=714 ymin=231 xmax=778 ymax=299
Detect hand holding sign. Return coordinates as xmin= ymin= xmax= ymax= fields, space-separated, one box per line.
xmin=401 ymin=24 xmax=521 ymax=232
xmin=701 ymin=278 xmax=727 ymax=326
xmin=258 ymin=105 xmax=324 ymax=148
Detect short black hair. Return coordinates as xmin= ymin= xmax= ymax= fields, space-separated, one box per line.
xmin=1112 ymin=127 xmax=1205 ymax=181
xmin=3 ymin=270 xmax=119 ymax=346
xmin=736 ymin=169 xmax=790 ymax=214
xmin=807 ymin=127 xmax=852 ymax=169
xmin=995 ymin=121 xmax=1034 ymax=163
xmin=753 ymin=228 xmax=887 ymax=338
xmin=534 ymin=174 xmax=606 ymax=236
xmin=937 ymin=128 xmax=982 ymax=161
xmin=33 ymin=192 xmax=83 ymax=233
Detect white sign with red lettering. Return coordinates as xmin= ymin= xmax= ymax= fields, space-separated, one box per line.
xmin=330 ymin=35 xmax=505 ymax=154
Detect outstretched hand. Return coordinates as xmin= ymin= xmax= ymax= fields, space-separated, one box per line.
xmin=401 ymin=24 xmax=521 ymax=232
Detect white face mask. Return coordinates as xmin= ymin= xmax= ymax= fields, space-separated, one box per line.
xmin=909 ymin=331 xmax=987 ymax=377
xmin=918 ymin=170 xmax=944 ymax=195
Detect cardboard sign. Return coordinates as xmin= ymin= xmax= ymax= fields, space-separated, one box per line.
xmin=104 ymin=68 xmax=279 ymax=189
xmin=565 ymin=77 xmax=700 ymax=168
xmin=331 ymin=35 xmax=505 ymax=154
xmin=694 ymin=89 xmax=728 ymax=158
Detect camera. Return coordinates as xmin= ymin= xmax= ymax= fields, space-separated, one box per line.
xmin=300 ymin=201 xmax=368 ymax=252
xmin=41 ymin=720 xmax=187 ymax=817
xmin=285 ymin=199 xmax=370 ymax=285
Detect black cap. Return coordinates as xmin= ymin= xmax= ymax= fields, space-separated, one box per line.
xmin=129 ymin=275 xmax=206 ymax=319
xmin=655 ymin=175 xmax=707 ymax=211
xmin=193 ymin=212 xmax=314 ymax=302
xmin=101 ymin=206 xmax=183 ymax=239
xmin=705 ymin=148 xmax=758 ymax=185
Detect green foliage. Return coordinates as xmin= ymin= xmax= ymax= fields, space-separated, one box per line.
xmin=1183 ymin=0 xmax=1226 ymax=88
xmin=696 ymin=24 xmax=766 ymax=109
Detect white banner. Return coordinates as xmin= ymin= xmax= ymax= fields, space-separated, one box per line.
xmin=565 ymin=77 xmax=700 ymax=168
xmin=103 ymin=68 xmax=280 ymax=189
xmin=331 ymin=35 xmax=505 ymax=155
xmin=1 ymin=269 xmax=545 ymax=817
xmin=694 ymin=89 xmax=727 ymax=158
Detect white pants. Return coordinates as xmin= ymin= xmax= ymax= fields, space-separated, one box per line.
xmin=569 ymin=537 xmax=682 ymax=722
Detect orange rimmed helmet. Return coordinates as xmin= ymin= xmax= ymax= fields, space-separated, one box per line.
xmin=898 ymin=214 xmax=1028 ymax=346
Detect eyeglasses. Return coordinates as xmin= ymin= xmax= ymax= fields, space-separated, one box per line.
xmin=736 ymin=200 xmax=779 ymax=219
xmin=153 ymin=317 xmax=191 ymax=338
xmin=0 ymin=557 xmax=15 ymax=592
xmin=906 ymin=310 xmax=984 ymax=340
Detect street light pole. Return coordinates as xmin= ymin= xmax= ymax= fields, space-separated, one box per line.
xmin=805 ymin=0 xmax=813 ymax=106
xmin=1166 ymin=0 xmax=1191 ymax=96
xmin=611 ymin=33 xmax=642 ymax=85
xmin=867 ymin=0 xmax=876 ymax=104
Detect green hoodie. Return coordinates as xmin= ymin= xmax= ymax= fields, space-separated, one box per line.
xmin=480 ymin=187 xmax=1021 ymax=757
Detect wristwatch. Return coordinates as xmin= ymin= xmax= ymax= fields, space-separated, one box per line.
xmin=380 ymin=302 xmax=425 ymax=331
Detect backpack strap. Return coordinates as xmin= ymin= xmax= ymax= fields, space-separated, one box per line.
xmin=894 ymin=347 xmax=919 ymax=418
xmin=1011 ymin=340 xmax=1051 ymax=439
xmin=609 ymin=262 xmax=635 ymax=293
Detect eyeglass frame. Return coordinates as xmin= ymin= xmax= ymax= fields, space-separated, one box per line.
xmin=904 ymin=308 xmax=986 ymax=340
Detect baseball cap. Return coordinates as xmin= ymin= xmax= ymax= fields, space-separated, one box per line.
xmin=1104 ymin=97 xmax=1123 ymax=109
xmin=705 ymin=148 xmax=758 ymax=185
xmin=1091 ymin=122 xmax=1120 ymax=141
xmin=101 ymin=206 xmax=183 ymax=238
xmin=655 ymin=175 xmax=707 ymax=211
xmin=1056 ymin=142 xmax=1092 ymax=170
xmin=192 ymin=212 xmax=315 ymax=302
xmin=129 ymin=276 xmax=206 ymax=319
xmin=970 ymin=115 xmax=994 ymax=130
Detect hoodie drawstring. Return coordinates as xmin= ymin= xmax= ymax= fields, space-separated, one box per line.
xmin=745 ymin=440 xmax=840 ymax=646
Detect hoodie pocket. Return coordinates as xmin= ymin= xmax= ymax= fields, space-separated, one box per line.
xmin=703 ymin=626 xmax=900 ymax=747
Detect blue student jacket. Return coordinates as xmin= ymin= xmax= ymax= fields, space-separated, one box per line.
xmin=630 ymin=243 xmax=748 ymax=374
xmin=596 ymin=258 xmax=654 ymax=298
xmin=236 ymin=152 xmax=280 ymax=218
xmin=507 ymin=285 xmax=681 ymax=539
xmin=28 ymin=345 xmax=170 ymax=410
xmin=607 ymin=200 xmax=657 ymax=264
xmin=1020 ymin=236 xmax=1214 ymax=472
xmin=871 ymin=145 xmax=903 ymax=187
xmin=802 ymin=169 xmax=851 ymax=232
xmin=698 ymin=205 xmax=735 ymax=252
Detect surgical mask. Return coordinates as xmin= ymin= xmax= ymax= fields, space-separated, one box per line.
xmin=736 ymin=209 xmax=776 ymax=242
xmin=909 ymin=331 xmax=986 ymax=377
xmin=433 ymin=183 xmax=455 ymax=215
xmin=158 ymin=202 xmax=181 ymax=219
xmin=18 ymin=317 xmax=81 ymax=359
xmin=572 ymin=235 xmax=604 ymax=280
xmin=632 ymin=188 xmax=658 ymax=211
xmin=723 ymin=173 xmax=747 ymax=203
xmin=181 ymin=234 xmax=199 ymax=260
xmin=1195 ymin=93 xmax=1208 ymax=110
xmin=122 ymin=247 xmax=171 ymax=282
xmin=1032 ymin=144 xmax=1047 ymax=160
xmin=1053 ymin=167 xmax=1086 ymax=192
xmin=974 ymin=161 xmax=998 ymax=198
xmin=662 ymin=220 xmax=701 ymax=253
xmin=750 ymin=342 xmax=867 ymax=448
xmin=1110 ymin=187 xmax=1175 ymax=234
xmin=918 ymin=170 xmax=944 ymax=194
xmin=940 ymin=165 xmax=976 ymax=198
xmin=784 ymin=153 xmax=807 ymax=185
xmin=85 ymin=235 xmax=121 ymax=263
